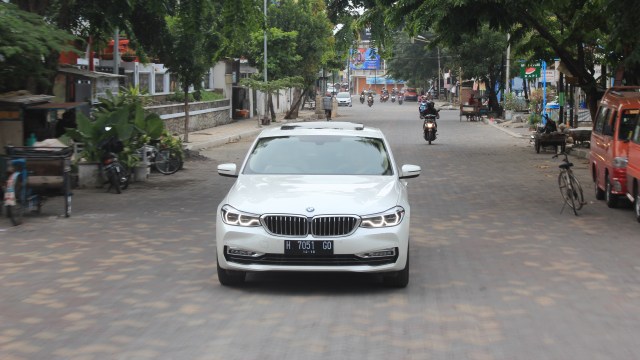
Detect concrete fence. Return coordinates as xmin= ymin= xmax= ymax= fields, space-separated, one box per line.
xmin=145 ymin=99 xmax=231 ymax=135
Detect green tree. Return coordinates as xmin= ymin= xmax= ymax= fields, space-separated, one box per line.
xmin=242 ymin=0 xmax=333 ymax=120
xmin=341 ymin=0 xmax=638 ymax=117
xmin=0 ymin=3 xmax=76 ymax=93
xmin=386 ymin=33 xmax=441 ymax=90
xmin=163 ymin=0 xmax=220 ymax=143
xmin=448 ymin=25 xmax=508 ymax=111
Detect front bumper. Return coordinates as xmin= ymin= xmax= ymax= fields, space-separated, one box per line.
xmin=216 ymin=220 xmax=409 ymax=273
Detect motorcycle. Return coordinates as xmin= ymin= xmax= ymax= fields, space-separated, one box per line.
xmin=423 ymin=114 xmax=438 ymax=144
xmin=391 ymin=94 xmax=396 ymax=103
xmin=360 ymin=94 xmax=365 ymax=104
xmin=98 ymin=135 xmax=130 ymax=194
xmin=398 ymin=95 xmax=403 ymax=105
xmin=380 ymin=93 xmax=389 ymax=103
xmin=367 ymin=95 xmax=374 ymax=107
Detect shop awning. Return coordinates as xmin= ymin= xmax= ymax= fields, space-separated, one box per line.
xmin=26 ymin=102 xmax=88 ymax=111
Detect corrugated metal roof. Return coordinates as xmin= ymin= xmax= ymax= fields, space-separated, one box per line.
xmin=58 ymin=65 xmax=124 ymax=79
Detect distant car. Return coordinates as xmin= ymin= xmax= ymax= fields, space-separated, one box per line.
xmin=336 ymin=92 xmax=352 ymax=107
xmin=404 ymin=88 xmax=418 ymax=101
xmin=215 ymin=121 xmax=421 ymax=287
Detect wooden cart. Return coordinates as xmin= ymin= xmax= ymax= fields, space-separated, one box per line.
xmin=569 ymin=128 xmax=591 ymax=148
xmin=460 ymin=104 xmax=480 ymax=121
xmin=532 ymin=132 xmax=567 ymax=153
xmin=4 ymin=146 xmax=73 ymax=225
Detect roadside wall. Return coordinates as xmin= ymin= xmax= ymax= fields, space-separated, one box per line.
xmin=145 ymin=99 xmax=231 ymax=135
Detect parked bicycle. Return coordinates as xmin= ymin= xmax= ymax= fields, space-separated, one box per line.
xmin=553 ymin=152 xmax=585 ymax=215
xmin=136 ymin=142 xmax=183 ymax=175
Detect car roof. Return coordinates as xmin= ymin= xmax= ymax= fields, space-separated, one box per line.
xmin=337 ymin=92 xmax=350 ymax=95
xmin=601 ymin=86 xmax=640 ymax=108
xmin=259 ymin=121 xmax=384 ymax=138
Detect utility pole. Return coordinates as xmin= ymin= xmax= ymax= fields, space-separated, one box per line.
xmin=437 ymin=47 xmax=441 ymax=99
xmin=263 ymin=0 xmax=268 ymax=124
xmin=505 ymin=33 xmax=510 ymax=95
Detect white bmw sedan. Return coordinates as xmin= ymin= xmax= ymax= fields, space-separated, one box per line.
xmin=216 ymin=122 xmax=421 ymax=287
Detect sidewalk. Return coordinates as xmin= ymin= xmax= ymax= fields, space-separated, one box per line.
xmin=183 ymin=109 xmax=320 ymax=154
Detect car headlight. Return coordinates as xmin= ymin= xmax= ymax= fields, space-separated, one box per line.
xmin=360 ymin=206 xmax=405 ymax=228
xmin=221 ymin=205 xmax=261 ymax=227
xmin=613 ymin=157 xmax=628 ymax=169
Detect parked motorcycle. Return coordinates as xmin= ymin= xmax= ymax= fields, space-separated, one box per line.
xmin=423 ymin=114 xmax=438 ymax=144
xmin=360 ymin=94 xmax=365 ymax=104
xmin=398 ymin=95 xmax=403 ymax=105
xmin=380 ymin=93 xmax=389 ymax=103
xmin=391 ymin=94 xmax=396 ymax=103
xmin=98 ymin=135 xmax=130 ymax=194
xmin=367 ymin=95 xmax=374 ymax=107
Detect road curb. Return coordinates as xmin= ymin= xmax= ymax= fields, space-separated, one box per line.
xmin=485 ymin=119 xmax=528 ymax=139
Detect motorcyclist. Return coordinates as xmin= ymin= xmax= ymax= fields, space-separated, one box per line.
xmin=420 ymin=100 xmax=439 ymax=130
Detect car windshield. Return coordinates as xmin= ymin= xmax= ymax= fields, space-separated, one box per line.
xmin=243 ymin=135 xmax=393 ymax=175
xmin=337 ymin=93 xmax=350 ymax=98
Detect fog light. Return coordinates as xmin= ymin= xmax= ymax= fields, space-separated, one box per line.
xmin=227 ymin=247 xmax=264 ymax=258
xmin=356 ymin=248 xmax=396 ymax=258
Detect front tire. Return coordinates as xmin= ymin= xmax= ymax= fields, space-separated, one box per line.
xmin=217 ymin=261 xmax=246 ymax=286
xmin=635 ymin=192 xmax=640 ymax=223
xmin=383 ymin=250 xmax=409 ymax=288
xmin=107 ymin=169 xmax=121 ymax=194
xmin=605 ymin=176 xmax=618 ymax=208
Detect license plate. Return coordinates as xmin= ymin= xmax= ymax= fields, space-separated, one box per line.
xmin=284 ymin=240 xmax=333 ymax=255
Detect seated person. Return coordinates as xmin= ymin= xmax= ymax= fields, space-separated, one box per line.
xmin=540 ymin=115 xmax=558 ymax=134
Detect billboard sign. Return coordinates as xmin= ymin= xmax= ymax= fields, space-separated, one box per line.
xmin=350 ymin=48 xmax=380 ymax=70
xmin=520 ymin=63 xmax=541 ymax=79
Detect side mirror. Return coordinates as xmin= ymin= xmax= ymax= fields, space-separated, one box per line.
xmin=399 ymin=164 xmax=421 ymax=179
xmin=218 ymin=163 xmax=238 ymax=178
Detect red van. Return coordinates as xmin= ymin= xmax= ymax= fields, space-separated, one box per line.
xmin=590 ymin=86 xmax=640 ymax=208
xmin=627 ymin=120 xmax=640 ymax=221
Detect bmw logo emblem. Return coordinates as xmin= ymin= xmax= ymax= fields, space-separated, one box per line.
xmin=306 ymin=207 xmax=315 ymax=213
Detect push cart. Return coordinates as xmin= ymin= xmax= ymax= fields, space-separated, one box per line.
xmin=3 ymin=146 xmax=73 ymax=225
xmin=532 ymin=132 xmax=567 ymax=154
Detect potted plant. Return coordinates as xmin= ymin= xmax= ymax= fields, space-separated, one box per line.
xmin=121 ymin=49 xmax=137 ymax=62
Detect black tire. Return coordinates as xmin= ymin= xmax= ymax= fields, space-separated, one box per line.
xmin=107 ymin=169 xmax=121 ymax=194
xmin=63 ymin=172 xmax=71 ymax=218
xmin=605 ymin=175 xmax=618 ymax=208
xmin=383 ymin=251 xmax=409 ymax=288
xmin=570 ymin=175 xmax=585 ymax=210
xmin=558 ymin=172 xmax=577 ymax=214
xmin=635 ymin=192 xmax=640 ymax=223
xmin=594 ymin=176 xmax=605 ymax=200
xmin=115 ymin=163 xmax=130 ymax=190
xmin=7 ymin=174 xmax=25 ymax=226
xmin=217 ymin=260 xmax=246 ymax=286
xmin=535 ymin=140 xmax=541 ymax=153
xmin=154 ymin=149 xmax=182 ymax=175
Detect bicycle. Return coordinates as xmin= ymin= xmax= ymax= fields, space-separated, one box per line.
xmin=553 ymin=152 xmax=585 ymax=215
xmin=136 ymin=142 xmax=183 ymax=175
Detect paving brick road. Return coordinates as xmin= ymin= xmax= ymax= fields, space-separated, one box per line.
xmin=1 ymin=101 xmax=639 ymax=360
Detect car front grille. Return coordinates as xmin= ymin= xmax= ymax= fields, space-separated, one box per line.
xmin=262 ymin=215 xmax=360 ymax=237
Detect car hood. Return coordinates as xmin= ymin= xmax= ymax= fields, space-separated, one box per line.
xmin=225 ymin=175 xmax=403 ymax=215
